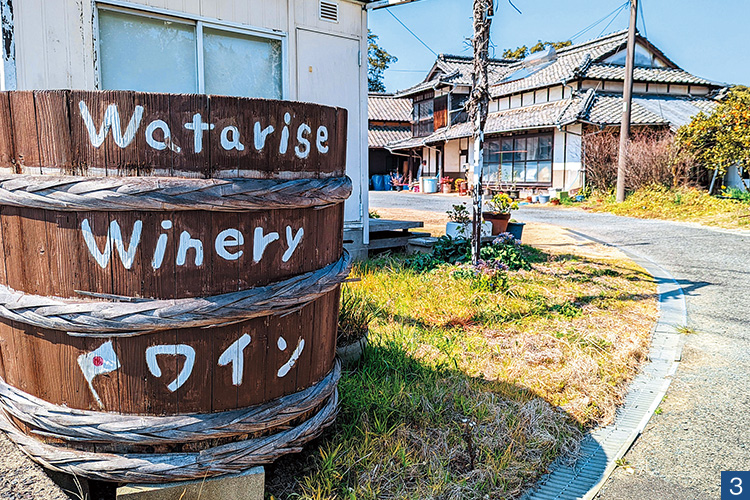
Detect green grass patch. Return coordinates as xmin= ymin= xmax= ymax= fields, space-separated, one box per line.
xmin=266 ymin=248 xmax=657 ymax=499
xmin=582 ymin=185 xmax=750 ymax=228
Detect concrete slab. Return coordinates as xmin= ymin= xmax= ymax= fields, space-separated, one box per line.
xmin=117 ymin=467 xmax=264 ymax=500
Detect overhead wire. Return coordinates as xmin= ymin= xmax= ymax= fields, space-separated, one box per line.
xmin=568 ymin=1 xmax=629 ymax=41
xmin=597 ymin=1 xmax=629 ymax=37
xmin=385 ymin=9 xmax=438 ymax=57
xmin=638 ymin=0 xmax=648 ymax=40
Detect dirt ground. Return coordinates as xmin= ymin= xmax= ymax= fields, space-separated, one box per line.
xmin=371 ymin=206 xmax=629 ymax=261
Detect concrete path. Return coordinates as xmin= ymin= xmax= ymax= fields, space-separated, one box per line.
xmin=370 ymin=191 xmax=750 ymax=498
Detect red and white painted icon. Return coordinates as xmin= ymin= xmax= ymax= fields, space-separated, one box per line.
xmin=77 ymin=340 xmax=121 ymax=408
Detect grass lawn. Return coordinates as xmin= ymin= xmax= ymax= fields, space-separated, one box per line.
xmin=266 ymin=236 xmax=657 ymax=500
xmin=579 ymin=186 xmax=750 ymax=229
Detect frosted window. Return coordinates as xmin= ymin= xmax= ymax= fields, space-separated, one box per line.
xmin=99 ymin=10 xmax=198 ymax=93
xmin=203 ymin=28 xmax=282 ymax=99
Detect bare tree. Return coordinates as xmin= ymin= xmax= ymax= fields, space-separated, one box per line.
xmin=468 ymin=0 xmax=493 ymax=264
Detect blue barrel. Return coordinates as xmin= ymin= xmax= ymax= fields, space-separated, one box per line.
xmin=371 ymin=175 xmax=384 ymax=191
xmin=422 ymin=177 xmax=438 ymax=193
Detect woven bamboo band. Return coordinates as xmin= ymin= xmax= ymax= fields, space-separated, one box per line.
xmin=0 ymin=252 xmax=351 ymax=337
xmin=0 ymin=361 xmax=340 ymax=445
xmin=0 ymin=363 xmax=340 ymax=483
xmin=0 ymin=175 xmax=352 ymax=212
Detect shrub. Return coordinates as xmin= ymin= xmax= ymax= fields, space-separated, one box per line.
xmin=582 ymin=129 xmax=699 ymax=192
xmin=475 ymin=233 xmax=531 ymax=271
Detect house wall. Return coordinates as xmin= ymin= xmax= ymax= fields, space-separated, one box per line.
xmin=552 ymin=124 xmax=583 ymax=192
xmin=444 ymin=139 xmax=461 ymax=173
xmin=8 ymin=0 xmax=369 ymax=238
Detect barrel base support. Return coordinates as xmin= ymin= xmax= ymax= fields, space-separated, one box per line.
xmin=116 ymin=466 xmax=264 ymax=500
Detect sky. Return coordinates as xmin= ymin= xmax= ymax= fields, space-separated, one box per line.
xmin=368 ymin=0 xmax=750 ymax=93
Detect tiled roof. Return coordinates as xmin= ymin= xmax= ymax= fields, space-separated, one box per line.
xmin=584 ymin=63 xmax=717 ymax=85
xmin=396 ymin=54 xmax=516 ymax=97
xmin=388 ymin=96 xmax=585 ymax=149
xmin=368 ymin=94 xmax=412 ymax=122
xmin=581 ymin=93 xmax=719 ymax=131
xmin=369 ymin=125 xmax=412 ymax=148
xmin=489 ymin=31 xmax=630 ymax=97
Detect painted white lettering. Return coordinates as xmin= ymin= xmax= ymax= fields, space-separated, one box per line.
xmin=81 ymin=219 xmax=111 ymax=269
xmin=79 ymin=101 xmax=144 ymax=148
xmin=254 ymin=122 xmax=275 ymax=151
xmin=316 ymin=126 xmax=329 ymax=154
xmin=220 ymin=126 xmax=245 ymax=151
xmin=295 ymin=124 xmax=311 ymax=159
xmin=151 ymin=220 xmax=172 ymax=270
xmin=176 ymin=231 xmax=204 ymax=266
xmin=110 ymin=219 xmax=143 ymax=270
xmin=145 ymin=344 xmax=195 ymax=392
xmin=279 ymin=112 xmax=291 ymax=154
xmin=183 ymin=113 xmax=215 ymax=154
xmin=282 ymin=226 xmax=304 ymax=263
xmin=277 ymin=338 xmax=305 ymax=378
xmin=253 ymin=227 xmax=279 ymax=263
xmin=215 ymin=228 xmax=244 ymax=261
xmin=277 ymin=336 xmax=287 ymax=351
xmin=145 ymin=119 xmax=181 ymax=153
xmin=81 ymin=218 xmax=142 ymax=270
xmin=218 ymin=333 xmax=252 ymax=386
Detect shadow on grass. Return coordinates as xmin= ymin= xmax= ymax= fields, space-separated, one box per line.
xmin=265 ymin=339 xmax=594 ymax=500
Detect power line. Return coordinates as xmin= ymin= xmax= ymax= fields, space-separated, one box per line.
xmin=638 ymin=0 xmax=648 ymax=40
xmin=598 ymin=2 xmax=629 ymax=37
xmin=569 ymin=1 xmax=629 ymax=41
xmin=386 ymin=9 xmax=438 ymax=57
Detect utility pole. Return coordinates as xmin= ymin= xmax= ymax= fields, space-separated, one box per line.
xmin=616 ymin=0 xmax=638 ymax=202
xmin=469 ymin=0 xmax=493 ymax=264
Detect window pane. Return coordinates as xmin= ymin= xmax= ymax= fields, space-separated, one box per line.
xmin=538 ymin=135 xmax=553 ymax=160
xmin=99 ymin=10 xmax=197 ymax=93
xmin=538 ymin=161 xmax=552 ymax=182
xmin=526 ymin=137 xmax=538 ymax=161
xmin=501 ymin=162 xmax=513 ymax=181
xmin=485 ymin=162 xmax=499 ymax=183
xmin=204 ymin=27 xmax=282 ymax=99
xmin=484 ymin=139 xmax=501 ymax=164
xmin=525 ymin=161 xmax=538 ymax=182
xmin=419 ymin=100 xmax=434 ymax=119
xmin=513 ymin=137 xmax=526 ymax=162
xmin=513 ymin=165 xmax=524 ymax=182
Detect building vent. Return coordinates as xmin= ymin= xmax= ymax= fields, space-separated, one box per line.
xmin=319 ymin=0 xmax=339 ymax=22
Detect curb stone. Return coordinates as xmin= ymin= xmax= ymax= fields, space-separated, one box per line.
xmin=520 ymin=229 xmax=687 ymax=500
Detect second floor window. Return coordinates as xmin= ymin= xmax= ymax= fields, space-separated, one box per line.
xmin=412 ymin=98 xmax=434 ymax=137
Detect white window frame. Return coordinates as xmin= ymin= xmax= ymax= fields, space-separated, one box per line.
xmin=94 ymin=0 xmax=289 ymax=99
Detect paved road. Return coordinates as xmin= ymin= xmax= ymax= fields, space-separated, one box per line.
xmin=370 ymin=191 xmax=750 ymax=499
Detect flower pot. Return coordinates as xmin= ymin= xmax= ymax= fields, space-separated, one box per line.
xmin=550 ymin=198 xmax=560 ymax=206
xmin=446 ymin=221 xmax=492 ymax=238
xmin=482 ymin=212 xmax=511 ymax=235
xmin=337 ymin=332 xmax=368 ymax=369
xmin=531 ymin=195 xmax=539 ymax=203
xmin=507 ymin=221 xmax=525 ymax=241
xmin=538 ymin=194 xmax=550 ymax=204
xmin=442 ymin=184 xmax=452 ymax=194
xmin=458 ymin=183 xmax=468 ymax=196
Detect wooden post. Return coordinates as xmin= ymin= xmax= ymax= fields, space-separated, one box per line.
xmin=469 ymin=0 xmax=493 ymax=264
xmin=616 ymin=0 xmax=638 ymax=203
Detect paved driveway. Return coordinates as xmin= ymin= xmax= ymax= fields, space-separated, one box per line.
xmin=370 ymin=191 xmax=750 ymax=498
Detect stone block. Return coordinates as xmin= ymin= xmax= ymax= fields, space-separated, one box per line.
xmin=117 ymin=466 xmax=264 ymax=500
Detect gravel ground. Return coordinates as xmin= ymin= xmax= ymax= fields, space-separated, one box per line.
xmin=371 ymin=191 xmax=750 ymax=498
xmin=0 ymin=434 xmax=68 ymax=499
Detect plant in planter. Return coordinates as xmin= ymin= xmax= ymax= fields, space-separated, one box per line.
xmin=445 ymin=203 xmax=472 ymax=238
xmin=440 ymin=176 xmax=452 ymax=193
xmin=446 ymin=203 xmax=492 ymax=238
xmin=337 ymin=287 xmax=376 ymax=367
xmin=483 ymin=193 xmax=518 ymax=235
xmin=454 ymin=178 xmax=468 ymax=196
xmin=506 ymin=218 xmax=526 ymax=241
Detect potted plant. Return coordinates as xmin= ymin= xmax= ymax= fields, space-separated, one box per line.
xmin=446 ymin=203 xmax=493 ymax=238
xmin=446 ymin=203 xmax=472 ymax=238
xmin=506 ymin=219 xmax=525 ymax=240
xmin=337 ymin=287 xmax=374 ymax=368
xmin=454 ymin=178 xmax=468 ymax=196
xmin=482 ymin=193 xmax=518 ymax=235
xmin=440 ymin=176 xmax=452 ymax=194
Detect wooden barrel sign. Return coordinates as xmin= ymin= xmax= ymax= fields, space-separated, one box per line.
xmin=0 ymin=90 xmax=351 ymax=483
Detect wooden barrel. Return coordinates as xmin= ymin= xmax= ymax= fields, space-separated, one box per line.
xmin=0 ymin=91 xmax=350 ymax=482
